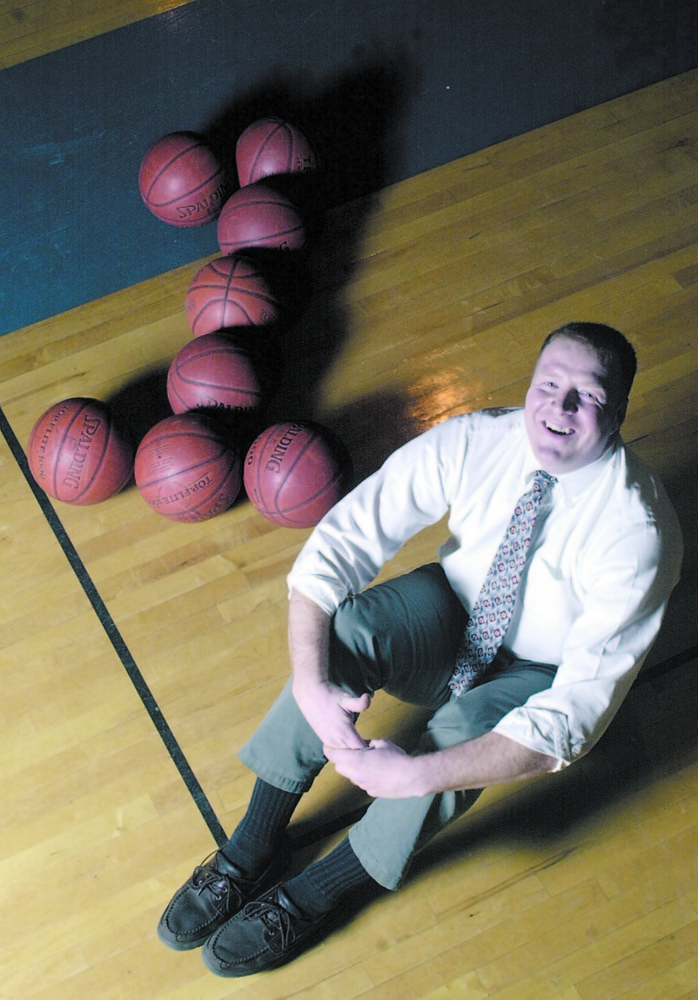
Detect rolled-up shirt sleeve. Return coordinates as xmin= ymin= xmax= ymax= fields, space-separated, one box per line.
xmin=493 ymin=511 xmax=683 ymax=767
xmin=287 ymin=419 xmax=466 ymax=613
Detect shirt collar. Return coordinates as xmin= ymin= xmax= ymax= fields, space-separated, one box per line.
xmin=521 ymin=433 xmax=621 ymax=505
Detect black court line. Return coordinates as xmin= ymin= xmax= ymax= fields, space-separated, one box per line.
xmin=0 ymin=403 xmax=360 ymax=852
xmin=0 ymin=405 xmax=228 ymax=847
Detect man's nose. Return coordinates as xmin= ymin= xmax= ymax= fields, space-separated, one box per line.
xmin=561 ymin=389 xmax=579 ymax=412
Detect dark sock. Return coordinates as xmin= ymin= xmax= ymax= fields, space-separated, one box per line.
xmin=283 ymin=837 xmax=374 ymax=917
xmin=222 ymin=779 xmax=300 ymax=876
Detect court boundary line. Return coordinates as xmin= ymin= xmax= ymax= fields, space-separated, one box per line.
xmin=0 ymin=405 xmax=228 ymax=847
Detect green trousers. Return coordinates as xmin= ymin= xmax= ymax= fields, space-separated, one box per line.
xmin=240 ymin=564 xmax=556 ymax=889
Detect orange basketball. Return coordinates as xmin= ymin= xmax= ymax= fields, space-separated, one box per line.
xmin=138 ymin=132 xmax=227 ymax=227
xmin=185 ymin=255 xmax=281 ymax=337
xmin=166 ymin=332 xmax=267 ymax=416
xmin=134 ymin=412 xmax=241 ymax=522
xmin=236 ymin=117 xmax=319 ymax=187
xmin=217 ymin=182 xmax=306 ymax=254
xmin=27 ymin=397 xmax=134 ymax=504
xmin=244 ymin=421 xmax=351 ymax=528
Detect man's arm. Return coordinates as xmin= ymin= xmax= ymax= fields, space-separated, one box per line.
xmin=288 ymin=589 xmax=370 ymax=750
xmin=324 ymin=731 xmax=558 ymax=799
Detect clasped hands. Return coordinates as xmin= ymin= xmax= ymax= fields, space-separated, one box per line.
xmin=293 ymin=678 xmax=424 ymax=799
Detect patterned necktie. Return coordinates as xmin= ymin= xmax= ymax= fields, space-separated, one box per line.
xmin=449 ymin=470 xmax=557 ymax=698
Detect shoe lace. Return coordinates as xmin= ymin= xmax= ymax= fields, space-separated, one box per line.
xmin=243 ymin=892 xmax=302 ymax=953
xmin=192 ymin=858 xmax=246 ymax=906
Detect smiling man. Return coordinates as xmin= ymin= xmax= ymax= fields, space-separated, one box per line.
xmin=159 ymin=322 xmax=683 ymax=977
xmin=524 ymin=330 xmax=630 ymax=474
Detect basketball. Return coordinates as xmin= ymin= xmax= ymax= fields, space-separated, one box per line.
xmin=185 ymin=255 xmax=281 ymax=337
xmin=138 ymin=131 xmax=227 ymax=227
xmin=244 ymin=421 xmax=351 ymax=528
xmin=27 ymin=397 xmax=134 ymax=504
xmin=217 ymin=182 xmax=306 ymax=254
xmin=236 ymin=117 xmax=319 ymax=188
xmin=134 ymin=412 xmax=241 ymax=522
xmin=167 ymin=331 xmax=266 ymax=416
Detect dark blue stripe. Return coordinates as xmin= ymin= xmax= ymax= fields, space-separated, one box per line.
xmin=1 ymin=0 xmax=695 ymax=335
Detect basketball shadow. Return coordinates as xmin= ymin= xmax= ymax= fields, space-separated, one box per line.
xmin=105 ymin=361 xmax=273 ymax=502
xmin=203 ymin=45 xmax=417 ymax=209
xmin=106 ymin=366 xmax=172 ymax=460
xmin=198 ymin=48 xmax=419 ymax=450
xmin=103 ymin=49 xmax=419 ymax=496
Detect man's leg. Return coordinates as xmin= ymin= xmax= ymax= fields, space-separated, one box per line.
xmin=348 ymin=654 xmax=558 ymax=889
xmin=202 ymin=655 xmax=557 ymax=976
xmin=161 ymin=563 xmax=463 ymax=953
xmin=237 ymin=562 xmax=466 ymax=789
xmin=201 ymin=571 xmax=556 ymax=976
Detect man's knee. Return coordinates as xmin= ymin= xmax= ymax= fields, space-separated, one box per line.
xmin=423 ymin=659 xmax=557 ymax=751
xmin=328 ymin=564 xmax=467 ymax=706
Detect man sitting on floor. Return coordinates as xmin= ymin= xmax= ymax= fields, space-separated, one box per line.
xmin=158 ymin=321 xmax=683 ymax=977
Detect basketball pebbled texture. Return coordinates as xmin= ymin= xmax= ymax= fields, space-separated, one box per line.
xmin=134 ymin=413 xmax=241 ymax=522
xmin=243 ymin=420 xmax=351 ymax=528
xmin=138 ymin=131 xmax=227 ymax=227
xmin=236 ymin=116 xmax=319 ymax=187
xmin=27 ymin=397 xmax=134 ymax=505
xmin=185 ymin=255 xmax=281 ymax=337
xmin=166 ymin=332 xmax=266 ymax=416
xmin=217 ymin=182 xmax=306 ymax=254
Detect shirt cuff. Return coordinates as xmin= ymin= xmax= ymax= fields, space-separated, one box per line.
xmin=493 ymin=707 xmax=573 ymax=770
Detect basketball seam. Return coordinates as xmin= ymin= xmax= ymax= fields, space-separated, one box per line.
xmin=190 ymin=291 xmax=276 ymax=333
xmin=276 ymin=470 xmax=343 ymax=520
xmin=250 ymin=123 xmax=291 ymax=182
xmin=192 ymin=300 xmax=250 ymax=333
xmin=165 ymin=455 xmax=240 ymax=520
xmin=172 ymin=344 xmax=258 ymax=399
xmin=175 ymin=377 xmax=259 ymax=401
xmin=135 ymin=440 xmax=230 ymax=490
xmin=220 ymin=225 xmax=302 ymax=250
xmin=142 ymin=138 xmax=205 ymax=198
xmin=151 ymin=166 xmax=224 ymax=208
xmin=246 ymin=425 xmax=344 ymax=528
xmin=191 ymin=282 xmax=274 ymax=300
xmin=250 ymin=425 xmax=277 ymax=513
xmin=271 ymin=437 xmax=343 ymax=525
xmin=166 ymin=371 xmax=190 ymax=412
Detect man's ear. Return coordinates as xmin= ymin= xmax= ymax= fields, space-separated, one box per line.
xmin=610 ymin=397 xmax=628 ymax=433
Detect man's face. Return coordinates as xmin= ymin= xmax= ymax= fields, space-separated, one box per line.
xmin=524 ymin=336 xmax=626 ymax=475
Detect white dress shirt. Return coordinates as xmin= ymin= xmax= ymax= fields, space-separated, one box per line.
xmin=287 ymin=408 xmax=683 ymax=767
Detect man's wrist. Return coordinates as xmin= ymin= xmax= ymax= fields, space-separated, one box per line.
xmin=409 ymin=753 xmax=439 ymax=798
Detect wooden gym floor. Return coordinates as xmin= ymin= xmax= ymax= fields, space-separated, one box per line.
xmin=1 ymin=6 xmax=698 ymax=1000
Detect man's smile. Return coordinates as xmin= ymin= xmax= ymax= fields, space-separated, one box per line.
xmin=544 ymin=422 xmax=574 ymax=436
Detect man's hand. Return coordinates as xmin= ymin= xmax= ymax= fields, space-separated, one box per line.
xmin=288 ymin=589 xmax=370 ymax=749
xmin=324 ymin=739 xmax=423 ymax=798
xmin=294 ymin=678 xmax=371 ymax=750
xmin=325 ymin=731 xmax=558 ymax=799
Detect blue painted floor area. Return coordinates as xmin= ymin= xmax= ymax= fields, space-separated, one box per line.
xmin=1 ymin=0 xmax=695 ymax=336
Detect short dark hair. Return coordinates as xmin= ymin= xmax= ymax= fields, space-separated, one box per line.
xmin=540 ymin=322 xmax=638 ymax=402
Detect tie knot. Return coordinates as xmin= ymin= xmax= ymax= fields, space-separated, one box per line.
xmin=533 ymin=470 xmax=557 ymax=494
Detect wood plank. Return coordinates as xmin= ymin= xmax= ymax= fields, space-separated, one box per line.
xmin=0 ymin=0 xmax=191 ymax=68
xmin=0 ymin=70 xmax=697 ymax=1000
